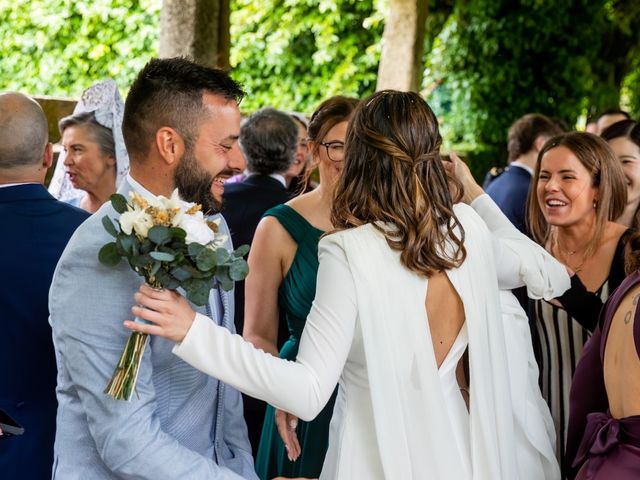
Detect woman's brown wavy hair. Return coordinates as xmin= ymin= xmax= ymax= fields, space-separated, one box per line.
xmin=331 ymin=90 xmax=466 ymax=277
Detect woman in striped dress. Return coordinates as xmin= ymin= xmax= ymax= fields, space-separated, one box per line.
xmin=527 ymin=132 xmax=629 ymax=464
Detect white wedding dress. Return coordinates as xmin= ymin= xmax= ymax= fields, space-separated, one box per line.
xmin=473 ymin=194 xmax=566 ymax=480
xmin=173 ymin=197 xmax=568 ymax=479
xmin=169 ymin=196 xmax=568 ymax=480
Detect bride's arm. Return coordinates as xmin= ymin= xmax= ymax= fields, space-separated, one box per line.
xmin=469 ymin=193 xmax=570 ymax=299
xmin=448 ymin=153 xmax=569 ymax=298
xmin=126 ymin=235 xmax=357 ymax=422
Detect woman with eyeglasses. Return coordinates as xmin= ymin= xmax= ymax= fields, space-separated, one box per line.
xmin=240 ymin=96 xmax=358 ymax=479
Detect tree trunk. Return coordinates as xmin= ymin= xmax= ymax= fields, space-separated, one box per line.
xmin=159 ymin=0 xmax=230 ymax=69
xmin=376 ymin=0 xmax=428 ymax=92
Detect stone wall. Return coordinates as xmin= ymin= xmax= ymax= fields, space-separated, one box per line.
xmin=32 ymin=96 xmax=77 ymax=186
xmin=33 ymin=95 xmax=77 ymax=144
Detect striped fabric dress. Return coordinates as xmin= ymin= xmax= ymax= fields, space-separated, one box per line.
xmin=532 ymin=284 xmax=608 ymax=462
xmin=531 ymin=231 xmax=629 ymax=464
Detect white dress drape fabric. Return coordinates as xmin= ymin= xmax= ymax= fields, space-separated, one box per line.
xmin=472 ymin=195 xmax=568 ymax=480
xmin=172 ymin=196 xmax=568 ymax=479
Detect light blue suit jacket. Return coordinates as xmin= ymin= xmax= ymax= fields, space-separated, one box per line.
xmin=49 ymin=181 xmax=256 ymax=479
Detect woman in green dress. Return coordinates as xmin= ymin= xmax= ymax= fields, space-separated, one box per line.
xmin=242 ymin=96 xmax=359 ymax=479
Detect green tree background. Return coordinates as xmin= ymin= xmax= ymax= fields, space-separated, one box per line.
xmin=0 ymin=0 xmax=160 ymax=97
xmin=1 ymin=0 xmax=638 ymax=178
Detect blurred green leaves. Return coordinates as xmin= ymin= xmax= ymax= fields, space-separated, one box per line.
xmin=0 ymin=0 xmax=160 ymax=97
xmin=230 ymin=0 xmax=384 ymax=113
xmin=425 ymin=0 xmax=640 ymax=178
xmin=2 ymin=0 xmax=640 ymax=181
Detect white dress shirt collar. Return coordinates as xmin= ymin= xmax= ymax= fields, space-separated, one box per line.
xmin=0 ymin=182 xmax=39 ymax=188
xmin=125 ymin=174 xmax=158 ymax=201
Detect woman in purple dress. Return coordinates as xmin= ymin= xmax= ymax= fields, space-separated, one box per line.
xmin=566 ymin=239 xmax=640 ymax=479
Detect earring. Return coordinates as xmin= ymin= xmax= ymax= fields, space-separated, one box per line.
xmin=593 ymin=200 xmax=598 ymax=209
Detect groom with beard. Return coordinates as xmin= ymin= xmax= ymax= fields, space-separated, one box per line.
xmin=49 ymin=58 xmax=256 ymax=479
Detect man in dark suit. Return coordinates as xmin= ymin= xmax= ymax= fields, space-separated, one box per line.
xmin=221 ymin=107 xmax=297 ymax=453
xmin=0 ymin=93 xmax=89 ymax=478
xmin=485 ymin=113 xmax=563 ymax=235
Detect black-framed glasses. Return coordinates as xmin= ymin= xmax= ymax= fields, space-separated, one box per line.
xmin=319 ymin=141 xmax=345 ymax=162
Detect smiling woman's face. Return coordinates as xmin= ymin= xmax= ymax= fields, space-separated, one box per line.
xmin=315 ymin=120 xmax=349 ymax=185
xmin=536 ymin=145 xmax=598 ymax=228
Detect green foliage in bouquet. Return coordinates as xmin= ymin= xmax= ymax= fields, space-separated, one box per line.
xmin=98 ymin=192 xmax=248 ymax=306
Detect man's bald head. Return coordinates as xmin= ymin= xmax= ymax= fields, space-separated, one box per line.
xmin=0 ymin=92 xmax=49 ymax=169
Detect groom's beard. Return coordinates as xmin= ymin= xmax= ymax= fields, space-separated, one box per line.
xmin=174 ymin=148 xmax=222 ymax=215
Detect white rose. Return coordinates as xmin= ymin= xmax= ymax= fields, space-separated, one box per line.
xmin=179 ymin=211 xmax=216 ymax=244
xmin=119 ymin=209 xmax=154 ymax=237
xmin=158 ymin=189 xmax=183 ymax=211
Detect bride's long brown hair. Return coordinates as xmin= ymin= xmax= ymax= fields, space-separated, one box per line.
xmin=331 ymin=90 xmax=466 ymax=277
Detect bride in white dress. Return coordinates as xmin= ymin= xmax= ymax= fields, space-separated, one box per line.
xmin=126 ymin=91 xmax=566 ymax=479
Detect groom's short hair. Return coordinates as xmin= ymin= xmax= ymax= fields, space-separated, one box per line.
xmin=122 ymin=57 xmax=245 ymax=164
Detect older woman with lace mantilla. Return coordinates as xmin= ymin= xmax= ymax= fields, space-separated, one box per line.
xmin=49 ymin=79 xmax=129 ymax=213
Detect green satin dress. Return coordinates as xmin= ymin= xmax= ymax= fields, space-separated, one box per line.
xmin=254 ymin=204 xmax=338 ymax=480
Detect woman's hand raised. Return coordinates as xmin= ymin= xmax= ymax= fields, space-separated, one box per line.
xmin=124 ymin=284 xmax=196 ymax=343
xmin=443 ymin=152 xmax=484 ymax=204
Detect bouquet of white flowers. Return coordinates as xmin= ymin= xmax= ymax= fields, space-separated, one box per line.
xmin=98 ymin=190 xmax=249 ymax=400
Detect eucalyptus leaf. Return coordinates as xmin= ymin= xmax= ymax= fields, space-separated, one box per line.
xmin=102 ymin=215 xmax=118 ymax=237
xmin=98 ymin=242 xmax=121 ymax=266
xmin=171 ymin=266 xmax=192 ymax=282
xmin=169 ymin=227 xmax=187 ymax=241
xmin=158 ymin=246 xmax=175 ymax=255
xmin=170 ymin=241 xmax=187 ymax=252
xmin=150 ymin=261 xmax=161 ymax=276
xmin=148 ymin=226 xmax=171 ymax=245
xmin=130 ymin=236 xmax=141 ymax=256
xmin=140 ymin=238 xmax=153 ymax=254
xmin=110 ymin=194 xmax=128 ymax=214
xmin=130 ymin=254 xmax=152 ymax=268
xmin=173 ymin=251 xmax=185 ymax=264
xmin=196 ymin=248 xmax=217 ymax=271
xmin=233 ymin=244 xmax=250 ymax=257
xmin=217 ymin=275 xmax=234 ymax=292
xmin=115 ymin=239 xmax=127 ymax=257
xmin=149 ymin=251 xmax=175 ymax=262
xmin=229 ymin=260 xmax=249 ymax=281
xmin=184 ymin=279 xmax=210 ymax=306
xmin=182 ymin=264 xmax=207 ymax=279
xmin=155 ymin=269 xmax=180 ymax=290
xmin=215 ymin=266 xmax=232 ymax=291
xmin=188 ymin=243 xmax=205 ymax=258
xmin=214 ymin=247 xmax=230 ymax=265
xmin=118 ymin=235 xmax=135 ymax=256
